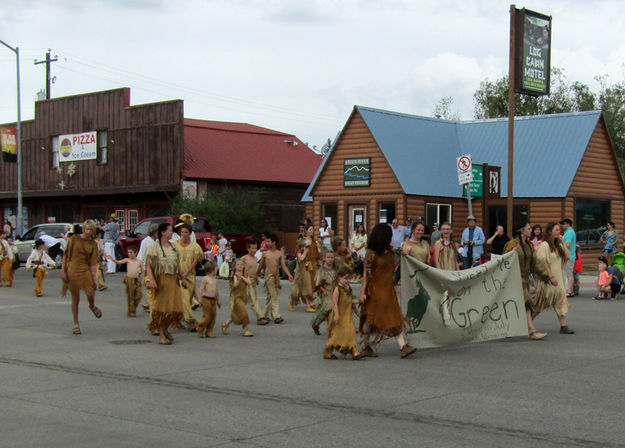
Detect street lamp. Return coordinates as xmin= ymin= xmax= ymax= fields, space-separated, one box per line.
xmin=0 ymin=39 xmax=23 ymax=236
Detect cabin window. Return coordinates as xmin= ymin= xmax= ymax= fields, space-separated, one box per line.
xmin=378 ymin=201 xmax=396 ymax=224
xmin=98 ymin=131 xmax=108 ymax=165
xmin=426 ymin=203 xmax=452 ymax=229
xmin=575 ymin=199 xmax=609 ymax=245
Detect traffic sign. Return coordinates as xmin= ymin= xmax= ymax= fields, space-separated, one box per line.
xmin=457 ymin=155 xmax=472 ymax=173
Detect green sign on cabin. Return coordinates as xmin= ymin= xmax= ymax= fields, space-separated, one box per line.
xmin=462 ymin=164 xmax=483 ymax=197
xmin=344 ymin=158 xmax=371 ymax=187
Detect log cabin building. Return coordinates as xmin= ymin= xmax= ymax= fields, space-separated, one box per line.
xmin=0 ymin=88 xmax=322 ymax=237
xmin=303 ymin=106 xmax=625 ymax=267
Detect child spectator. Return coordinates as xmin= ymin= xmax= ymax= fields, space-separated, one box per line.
xmin=573 ymin=244 xmax=583 ymax=296
xmin=197 ymin=260 xmax=221 ymax=338
xmin=26 ymin=238 xmax=56 ymax=297
xmin=595 ymin=256 xmax=621 ymax=300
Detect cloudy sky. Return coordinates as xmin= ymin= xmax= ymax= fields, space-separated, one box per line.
xmin=1 ymin=0 xmax=624 ymax=149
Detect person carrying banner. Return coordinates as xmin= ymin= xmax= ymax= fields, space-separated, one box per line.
xmin=533 ymin=222 xmax=574 ymax=334
xmin=503 ymin=223 xmax=549 ymax=340
xmin=401 ymin=220 xmax=430 ymax=264
xmin=358 ymin=224 xmax=416 ymax=358
xmin=433 ymin=222 xmax=459 ymax=270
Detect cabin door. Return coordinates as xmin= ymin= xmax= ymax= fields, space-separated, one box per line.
xmin=348 ymin=205 xmax=367 ymax=241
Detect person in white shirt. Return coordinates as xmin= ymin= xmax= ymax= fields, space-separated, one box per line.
xmin=26 ymin=238 xmax=56 ymax=297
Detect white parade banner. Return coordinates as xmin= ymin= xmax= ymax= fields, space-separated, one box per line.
xmin=401 ymin=251 xmax=527 ymax=348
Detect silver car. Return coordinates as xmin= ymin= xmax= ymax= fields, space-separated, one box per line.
xmin=14 ymin=223 xmax=73 ymax=263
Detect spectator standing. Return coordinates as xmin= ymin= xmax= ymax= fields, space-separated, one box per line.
xmin=102 ymin=213 xmax=120 ymax=274
xmin=389 ymin=219 xmax=404 ymax=251
xmin=487 ymin=225 xmax=510 ymax=260
xmin=461 ymin=215 xmax=485 ymax=269
xmin=429 ymin=223 xmax=441 ymax=246
xmin=531 ymin=224 xmax=543 ymax=251
xmin=216 ymin=232 xmax=228 ymax=270
xmin=560 ymin=218 xmax=577 ymax=297
xmin=600 ymin=222 xmax=619 ymax=264
xmin=319 ymin=219 xmax=333 ymax=251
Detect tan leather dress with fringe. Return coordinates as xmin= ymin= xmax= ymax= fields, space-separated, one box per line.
xmin=62 ymin=235 xmax=99 ymax=297
xmin=326 ymin=284 xmax=357 ymax=354
xmin=533 ymin=241 xmax=570 ymax=317
xmin=146 ymin=242 xmax=183 ymax=332
xmin=359 ymin=250 xmax=406 ymax=344
xmin=229 ymin=277 xmax=250 ymax=327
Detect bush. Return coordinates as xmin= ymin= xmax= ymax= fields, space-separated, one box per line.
xmin=171 ymin=187 xmax=265 ymax=234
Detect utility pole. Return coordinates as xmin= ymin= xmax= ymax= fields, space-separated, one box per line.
xmin=34 ymin=49 xmax=58 ymax=99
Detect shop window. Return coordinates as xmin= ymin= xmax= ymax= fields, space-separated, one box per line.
xmin=379 ymin=201 xmax=395 ymax=224
xmin=576 ymin=199 xmax=609 ymax=245
xmin=426 ymin=203 xmax=451 ymax=229
xmin=128 ymin=209 xmax=139 ymax=230
xmin=322 ymin=203 xmax=337 ymax=232
xmin=115 ymin=209 xmax=125 ymax=231
xmin=51 ymin=136 xmax=59 ymax=169
xmin=98 ymin=130 xmax=108 ymax=165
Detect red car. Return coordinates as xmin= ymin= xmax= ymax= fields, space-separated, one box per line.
xmin=118 ymin=216 xmax=254 ymax=258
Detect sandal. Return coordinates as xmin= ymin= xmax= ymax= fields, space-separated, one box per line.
xmin=323 ymin=352 xmax=338 ymax=360
xmin=528 ymin=330 xmax=547 ymax=340
xmin=72 ymin=325 xmax=81 ymax=335
xmin=221 ymin=322 xmax=229 ymax=335
xmin=90 ymin=306 xmax=103 ymax=319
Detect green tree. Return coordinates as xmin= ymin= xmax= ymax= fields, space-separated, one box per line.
xmin=170 ymin=186 xmax=265 ymax=234
xmin=471 ymin=67 xmax=625 ymax=174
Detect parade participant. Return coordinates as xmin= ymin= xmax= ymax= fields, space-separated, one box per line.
xmin=433 ymin=222 xmax=458 ymax=270
xmin=6 ymin=237 xmax=17 ymax=285
xmin=461 ymin=215 xmax=485 ymax=269
xmin=289 ymin=238 xmax=315 ymax=312
xmin=332 ymin=236 xmax=355 ymax=271
xmin=0 ymin=230 xmax=15 ymax=286
xmin=37 ymin=231 xmax=63 ymax=262
xmin=105 ymin=247 xmax=143 ymax=317
xmin=93 ymin=229 xmax=107 ymax=291
xmin=358 ymin=224 xmax=416 ymax=358
xmin=503 ymin=223 xmax=549 ymax=340
xmin=197 ymin=260 xmax=221 ymax=338
xmin=172 ymin=223 xmax=203 ymax=332
xmin=137 ymin=224 xmax=158 ymax=312
xmin=533 ymin=222 xmax=574 ymax=334
xmin=240 ymin=241 xmax=267 ymax=325
xmin=61 ymin=220 xmax=102 ymax=335
xmin=531 ymin=224 xmax=543 ymax=251
xmin=178 ymin=213 xmax=197 ymax=243
xmin=257 ymin=234 xmax=293 ymax=324
xmin=145 ymin=222 xmax=186 ymax=345
xmin=311 ymin=250 xmax=338 ymax=336
xmin=401 ymin=220 xmax=430 ymax=264
xmin=26 ymin=238 xmax=56 ymax=297
xmin=324 ymin=266 xmax=363 ymax=360
xmin=290 ymin=225 xmax=319 ymax=312
xmin=221 ymin=259 xmax=254 ymax=337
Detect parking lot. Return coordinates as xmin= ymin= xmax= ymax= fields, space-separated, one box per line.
xmin=2 ymin=267 xmax=625 ymax=448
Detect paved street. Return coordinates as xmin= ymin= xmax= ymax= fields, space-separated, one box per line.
xmin=1 ymin=267 xmax=625 ymax=448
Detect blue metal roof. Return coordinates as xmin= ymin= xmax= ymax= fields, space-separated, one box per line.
xmin=357 ymin=106 xmax=602 ymax=198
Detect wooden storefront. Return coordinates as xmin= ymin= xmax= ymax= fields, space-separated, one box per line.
xmin=304 ymin=106 xmax=625 ymax=268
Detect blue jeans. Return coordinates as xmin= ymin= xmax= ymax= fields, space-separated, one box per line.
xmin=463 ymin=257 xmax=479 ymax=269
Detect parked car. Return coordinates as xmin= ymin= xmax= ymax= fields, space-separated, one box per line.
xmin=118 ymin=216 xmax=254 ymax=259
xmin=14 ymin=223 xmax=73 ymax=263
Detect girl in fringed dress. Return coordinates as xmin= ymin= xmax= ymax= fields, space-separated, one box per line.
xmin=324 ymin=266 xmax=363 ymax=360
xmin=222 ymin=259 xmax=254 ymax=337
xmin=311 ymin=250 xmax=337 ymax=335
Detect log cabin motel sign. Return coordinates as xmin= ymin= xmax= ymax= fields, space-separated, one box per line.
xmin=59 ymin=131 xmax=97 ymax=162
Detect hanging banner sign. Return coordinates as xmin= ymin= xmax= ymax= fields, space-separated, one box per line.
xmin=401 ymin=251 xmax=527 ymax=348
xmin=515 ymin=8 xmax=552 ymax=96
xmin=59 ymin=131 xmax=97 ymax=162
xmin=1 ymin=126 xmax=17 ymax=163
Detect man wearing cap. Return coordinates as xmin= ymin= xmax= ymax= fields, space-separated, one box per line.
xmin=102 ymin=213 xmax=120 ymax=274
xmin=560 ymin=218 xmax=576 ymax=297
xmin=461 ymin=215 xmax=485 ymax=269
